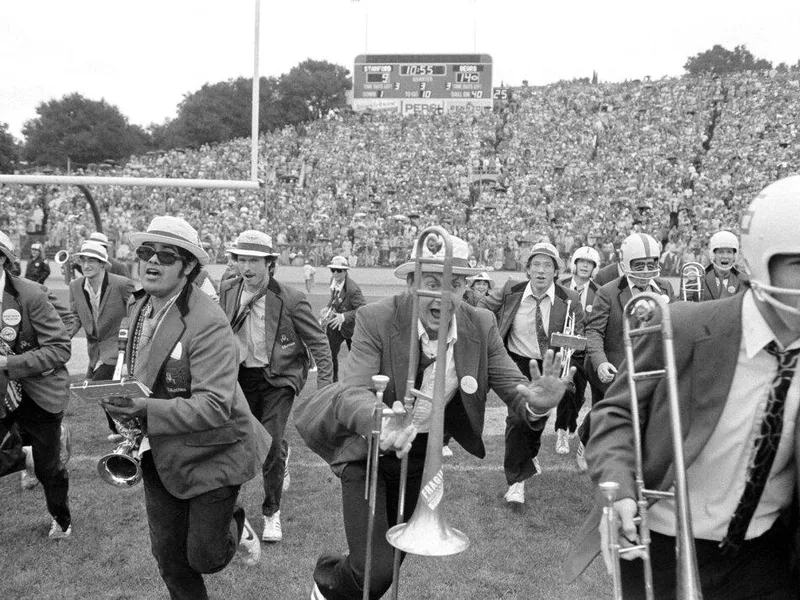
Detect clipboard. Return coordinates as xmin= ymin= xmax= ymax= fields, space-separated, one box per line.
xmin=69 ymin=380 xmax=152 ymax=403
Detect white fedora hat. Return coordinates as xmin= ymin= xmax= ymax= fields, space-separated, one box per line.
xmin=228 ymin=230 xmax=279 ymax=258
xmin=394 ymin=232 xmax=482 ymax=279
xmin=129 ymin=216 xmax=209 ymax=265
xmin=88 ymin=232 xmax=111 ymax=247
xmin=525 ymin=242 xmax=565 ymax=271
xmin=326 ymin=255 xmax=351 ymax=270
xmin=74 ymin=240 xmax=111 ymax=266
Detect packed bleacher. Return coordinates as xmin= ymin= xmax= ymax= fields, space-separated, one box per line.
xmin=2 ymin=70 xmax=799 ymax=274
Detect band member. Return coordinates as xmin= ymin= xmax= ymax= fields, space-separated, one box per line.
xmin=579 ymin=234 xmax=675 ymax=459
xmin=0 ymin=230 xmax=72 ymax=538
xmin=67 ymin=240 xmax=136 ymax=441
xmin=479 ymin=242 xmax=584 ymax=504
xmin=88 ymin=232 xmax=131 ymax=278
xmin=24 ymin=242 xmax=50 ymax=284
xmin=555 ymin=246 xmax=600 ymax=459
xmin=700 ymin=230 xmax=749 ymax=301
xmin=321 ymin=255 xmax=365 ymax=382
xmin=220 ymin=230 xmax=333 ymax=542
xmin=462 ymin=271 xmax=494 ymax=307
xmin=101 ymin=216 xmax=270 ymax=599
xmin=566 ymin=176 xmax=800 ymax=599
xmin=297 ymin=232 xmax=574 ymax=599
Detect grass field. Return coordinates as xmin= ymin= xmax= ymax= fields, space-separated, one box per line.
xmin=1 ymin=267 xmax=611 ymax=599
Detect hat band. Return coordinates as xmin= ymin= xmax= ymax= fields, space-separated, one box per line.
xmin=417 ymin=257 xmax=471 ymax=269
xmin=235 ymin=242 xmax=275 ymax=254
xmin=145 ymin=229 xmax=200 ymax=247
xmin=79 ymin=249 xmax=107 ymax=261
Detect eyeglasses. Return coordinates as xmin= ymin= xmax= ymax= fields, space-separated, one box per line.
xmin=136 ymin=246 xmax=182 ymax=265
xmin=330 ymin=269 xmax=345 ymax=273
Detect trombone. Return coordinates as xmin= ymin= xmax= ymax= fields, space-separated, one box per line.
xmin=362 ymin=226 xmax=469 ymax=600
xmin=680 ymin=262 xmax=704 ymax=302
xmin=599 ymin=292 xmax=702 ymax=600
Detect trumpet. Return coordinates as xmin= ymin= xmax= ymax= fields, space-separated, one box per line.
xmin=550 ymin=299 xmax=587 ymax=379
xmin=680 ymin=261 xmax=704 ymax=302
xmin=600 ymin=292 xmax=702 ymax=600
xmin=97 ymin=319 xmax=144 ymax=487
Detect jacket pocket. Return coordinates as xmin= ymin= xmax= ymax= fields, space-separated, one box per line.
xmin=183 ymin=422 xmax=240 ymax=447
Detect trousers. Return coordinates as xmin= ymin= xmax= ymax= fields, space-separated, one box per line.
xmin=314 ymin=437 xmax=427 ymax=599
xmin=238 ymin=367 xmax=293 ymax=516
xmin=141 ymin=452 xmax=244 ymax=600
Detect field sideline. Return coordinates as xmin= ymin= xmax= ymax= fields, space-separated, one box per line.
xmin=1 ymin=264 xmax=612 ymax=599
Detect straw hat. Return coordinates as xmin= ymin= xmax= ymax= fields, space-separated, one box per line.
xmin=74 ymin=240 xmax=111 ymax=266
xmin=129 ymin=216 xmax=209 ymax=265
xmin=228 ymin=230 xmax=280 ymax=258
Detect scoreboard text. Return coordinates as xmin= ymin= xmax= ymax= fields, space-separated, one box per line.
xmin=352 ymin=54 xmax=493 ymax=114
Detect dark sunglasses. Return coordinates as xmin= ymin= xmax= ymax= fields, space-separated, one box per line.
xmin=136 ymin=246 xmax=182 ymax=265
xmin=330 ymin=268 xmax=346 ymax=273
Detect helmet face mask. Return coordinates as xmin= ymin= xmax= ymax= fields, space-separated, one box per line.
xmin=741 ymin=176 xmax=800 ymax=318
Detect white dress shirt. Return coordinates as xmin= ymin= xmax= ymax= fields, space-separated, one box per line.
xmin=507 ymin=282 xmax=555 ymax=360
xmin=648 ymin=291 xmax=800 ymax=541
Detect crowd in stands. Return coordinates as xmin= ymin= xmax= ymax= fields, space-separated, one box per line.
xmin=2 ymin=70 xmax=798 ymax=274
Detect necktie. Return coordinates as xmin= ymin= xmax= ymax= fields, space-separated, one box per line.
xmin=531 ymin=296 xmax=549 ymax=358
xmin=720 ymin=341 xmax=800 ymax=553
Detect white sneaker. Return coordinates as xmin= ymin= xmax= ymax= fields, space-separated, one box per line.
xmin=442 ymin=445 xmax=453 ymax=458
xmin=49 ymin=518 xmax=72 ymax=539
xmin=504 ymin=482 xmax=525 ymax=504
xmin=576 ymin=441 xmax=588 ymax=472
xmin=555 ymin=429 xmax=569 ymax=455
xmin=262 ymin=511 xmax=283 ymax=542
xmin=20 ymin=446 xmax=39 ymax=490
xmin=283 ymin=445 xmax=292 ymax=492
xmin=237 ymin=518 xmax=261 ymax=566
xmin=310 ymin=582 xmax=326 ymax=600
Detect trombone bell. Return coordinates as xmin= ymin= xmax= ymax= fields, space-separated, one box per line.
xmin=386 ymin=497 xmax=470 ymax=556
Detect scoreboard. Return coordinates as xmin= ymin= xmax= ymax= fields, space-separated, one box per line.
xmin=352 ymin=54 xmax=493 ymax=114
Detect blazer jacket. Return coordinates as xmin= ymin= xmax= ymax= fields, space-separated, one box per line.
xmin=593 ymin=262 xmax=622 ymax=287
xmin=565 ymin=293 xmax=799 ymax=581
xmin=127 ymin=285 xmax=270 ymax=500
xmin=584 ymin=276 xmax=675 ymax=391
xmin=326 ymin=275 xmax=366 ymax=340
xmin=2 ymin=274 xmax=71 ymax=413
xmin=559 ymin=275 xmax=599 ymax=314
xmin=68 ymin=272 xmax=136 ymax=372
xmin=219 ymin=275 xmax=333 ymax=393
xmin=294 ymin=293 xmax=541 ymax=475
xmin=479 ymin=279 xmax=585 ymax=354
xmin=700 ymin=265 xmax=749 ymax=301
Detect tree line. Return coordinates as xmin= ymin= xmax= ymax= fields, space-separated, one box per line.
xmin=1 ymin=59 xmax=350 ymax=172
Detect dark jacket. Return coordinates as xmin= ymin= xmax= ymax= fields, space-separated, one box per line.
xmin=219 ymin=275 xmax=333 ymax=393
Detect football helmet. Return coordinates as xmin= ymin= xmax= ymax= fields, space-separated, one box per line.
xmin=740 ymin=176 xmax=800 ymax=316
xmin=620 ymin=233 xmax=661 ymax=282
xmin=708 ymin=230 xmax=739 ymax=274
xmin=570 ymin=246 xmax=601 ymax=277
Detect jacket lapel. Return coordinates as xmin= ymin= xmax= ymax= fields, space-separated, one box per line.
xmin=222 ymin=279 xmax=242 ymax=323
xmin=126 ymin=295 xmax=186 ymax=391
xmin=2 ymin=286 xmax=22 ymax=349
xmin=500 ymin=288 xmax=525 ymax=338
xmin=263 ymin=282 xmax=282 ymax=363
xmin=388 ymin=296 xmax=412 ymax=405
xmin=97 ymin=272 xmax=111 ymax=315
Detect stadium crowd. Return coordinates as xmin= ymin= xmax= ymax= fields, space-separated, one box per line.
xmin=2 ymin=70 xmax=799 ymax=274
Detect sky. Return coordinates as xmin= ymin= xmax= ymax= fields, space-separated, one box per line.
xmin=2 ymin=0 xmax=799 ymax=140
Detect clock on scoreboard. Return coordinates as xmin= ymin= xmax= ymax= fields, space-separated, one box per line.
xmin=352 ymin=54 xmax=493 ymax=114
